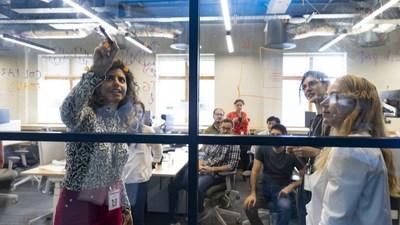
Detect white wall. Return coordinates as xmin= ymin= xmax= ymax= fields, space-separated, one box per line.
xmin=213 ymin=49 xmax=284 ymax=130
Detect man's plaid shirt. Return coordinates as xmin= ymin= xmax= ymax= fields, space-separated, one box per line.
xmin=201 ymin=144 xmax=241 ymax=170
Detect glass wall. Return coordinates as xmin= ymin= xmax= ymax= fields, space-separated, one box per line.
xmin=0 ymin=0 xmax=400 ymax=225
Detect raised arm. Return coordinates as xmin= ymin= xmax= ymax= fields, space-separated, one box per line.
xmin=60 ymin=73 xmax=103 ymax=129
xmin=60 ymin=42 xmax=119 ymax=129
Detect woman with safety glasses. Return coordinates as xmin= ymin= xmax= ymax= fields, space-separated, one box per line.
xmin=306 ymin=75 xmax=399 ymax=225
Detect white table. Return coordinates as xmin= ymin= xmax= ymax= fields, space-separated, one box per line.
xmin=22 ymin=149 xmax=190 ymax=215
xmin=148 ymin=148 xmax=188 ymax=213
xmin=22 ymin=164 xmax=64 ymax=224
xmin=152 ymin=149 xmax=188 ymax=177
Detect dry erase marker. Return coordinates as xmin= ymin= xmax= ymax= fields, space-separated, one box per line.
xmin=99 ymin=25 xmax=114 ymax=56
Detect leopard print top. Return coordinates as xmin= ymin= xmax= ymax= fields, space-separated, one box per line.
xmin=60 ymin=72 xmax=130 ymax=207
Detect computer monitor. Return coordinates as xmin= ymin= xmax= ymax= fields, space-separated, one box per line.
xmin=380 ymin=89 xmax=400 ymax=117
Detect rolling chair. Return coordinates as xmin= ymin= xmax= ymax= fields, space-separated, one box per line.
xmin=392 ymin=196 xmax=400 ymax=225
xmin=200 ymin=170 xmax=241 ymax=225
xmin=0 ymin=142 xmax=18 ymax=205
xmin=10 ymin=143 xmax=40 ymax=191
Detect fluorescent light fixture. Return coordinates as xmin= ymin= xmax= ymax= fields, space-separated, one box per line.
xmin=0 ymin=33 xmax=55 ymax=54
xmin=63 ymin=0 xmax=118 ymax=33
xmin=353 ymin=0 xmax=399 ymax=30
xmin=49 ymin=23 xmax=98 ymax=30
xmin=318 ymin=33 xmax=347 ymax=52
xmin=225 ymin=31 xmax=234 ymax=53
xmin=220 ymin=0 xmax=232 ymax=31
xmin=125 ymin=34 xmax=153 ymax=54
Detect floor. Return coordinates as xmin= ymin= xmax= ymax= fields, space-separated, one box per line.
xmin=0 ymin=174 xmax=299 ymax=225
xmin=0 ymin=182 xmax=53 ymax=225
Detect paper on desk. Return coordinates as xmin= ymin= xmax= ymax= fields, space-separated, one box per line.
xmin=52 ymin=160 xmax=66 ymax=166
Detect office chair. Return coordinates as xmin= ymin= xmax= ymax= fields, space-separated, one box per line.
xmin=200 ymin=170 xmax=241 ymax=225
xmin=0 ymin=142 xmax=18 ymax=205
xmin=392 ymin=196 xmax=400 ymax=225
xmin=242 ymin=149 xmax=255 ymax=183
xmin=11 ymin=141 xmax=65 ymax=191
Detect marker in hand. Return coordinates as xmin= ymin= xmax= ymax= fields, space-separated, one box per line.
xmin=99 ymin=25 xmax=114 ymax=56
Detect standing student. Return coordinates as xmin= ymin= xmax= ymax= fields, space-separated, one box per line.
xmin=288 ymin=70 xmax=330 ymax=225
xmin=55 ymin=41 xmax=135 ymax=225
xmin=306 ymin=75 xmax=399 ymax=225
xmin=227 ymin=99 xmax=250 ymax=172
xmin=123 ymin=101 xmax=162 ymax=225
xmin=226 ymin=99 xmax=250 ymax=135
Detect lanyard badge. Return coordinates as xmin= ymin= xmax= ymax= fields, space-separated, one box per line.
xmin=108 ymin=185 xmax=121 ymax=211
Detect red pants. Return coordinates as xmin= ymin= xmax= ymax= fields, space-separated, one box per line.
xmin=54 ymin=188 xmax=122 ymax=225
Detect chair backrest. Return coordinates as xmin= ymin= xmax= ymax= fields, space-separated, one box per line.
xmin=392 ymin=196 xmax=400 ymax=225
xmin=38 ymin=142 xmax=66 ymax=165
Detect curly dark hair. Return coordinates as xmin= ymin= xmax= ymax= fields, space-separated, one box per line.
xmin=89 ymin=59 xmax=139 ymax=127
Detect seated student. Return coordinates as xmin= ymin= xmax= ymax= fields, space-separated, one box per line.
xmin=260 ymin=116 xmax=281 ymax=135
xmin=244 ymin=124 xmax=304 ymax=225
xmin=203 ymin=108 xmax=225 ymax=134
xmin=168 ymin=118 xmax=240 ymax=225
xmin=250 ymin=116 xmax=281 ymax=154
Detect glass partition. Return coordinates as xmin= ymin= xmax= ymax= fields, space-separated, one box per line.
xmin=1 ymin=0 xmax=400 ymax=225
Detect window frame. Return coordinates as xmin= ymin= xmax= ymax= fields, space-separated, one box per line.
xmin=156 ymin=54 xmax=215 ymax=125
xmin=281 ymin=52 xmax=347 ymax=127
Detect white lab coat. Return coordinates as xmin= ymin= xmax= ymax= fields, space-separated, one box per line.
xmin=306 ymin=133 xmax=392 ymax=225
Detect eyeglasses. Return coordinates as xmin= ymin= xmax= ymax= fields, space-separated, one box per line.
xmin=214 ymin=113 xmax=224 ymax=116
xmin=321 ymin=92 xmax=354 ymax=104
xmin=301 ymin=79 xmax=320 ymax=91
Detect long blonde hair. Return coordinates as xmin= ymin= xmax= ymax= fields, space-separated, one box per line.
xmin=314 ymin=75 xmax=400 ymax=196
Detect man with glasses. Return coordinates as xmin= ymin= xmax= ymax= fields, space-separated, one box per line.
xmin=203 ymin=108 xmax=225 ymax=134
xmin=244 ymin=124 xmax=304 ymax=225
xmin=168 ymin=119 xmax=240 ymax=225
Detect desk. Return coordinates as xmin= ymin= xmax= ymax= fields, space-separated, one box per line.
xmin=21 ymin=149 xmax=189 ymax=215
xmin=152 ymin=149 xmax=188 ymax=177
xmin=22 ymin=164 xmax=64 ymax=224
xmin=148 ymin=149 xmax=188 ymax=213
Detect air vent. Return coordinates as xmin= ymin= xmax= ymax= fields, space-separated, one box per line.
xmin=265 ymin=20 xmax=296 ymax=50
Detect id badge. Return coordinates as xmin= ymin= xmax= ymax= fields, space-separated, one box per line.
xmin=304 ymin=174 xmax=311 ymax=191
xmin=108 ymin=188 xmax=121 ymax=211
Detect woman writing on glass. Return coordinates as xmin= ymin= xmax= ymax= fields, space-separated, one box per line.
xmin=123 ymin=101 xmax=162 ymax=225
xmin=55 ymin=40 xmax=136 ymax=225
xmin=306 ymin=75 xmax=399 ymax=225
